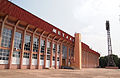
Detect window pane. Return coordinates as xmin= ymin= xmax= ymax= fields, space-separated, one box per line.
xmin=47 ymin=41 xmax=51 ymax=54
xmin=33 ymin=37 xmax=39 ymax=52
xmin=40 ymin=39 xmax=45 ymax=53
xmin=0 ymin=49 xmax=10 ymax=60
xmin=23 ymin=52 xmax=29 ymax=58
xmin=14 ymin=32 xmax=22 ymax=49
xmin=62 ymin=45 xmax=67 ymax=59
xmin=1 ymin=28 xmax=12 ymax=48
xmin=24 ymin=35 xmax=31 ymax=51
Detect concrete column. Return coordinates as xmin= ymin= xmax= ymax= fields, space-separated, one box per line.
xmin=44 ymin=38 xmax=47 ymax=68
xmin=59 ymin=43 xmax=62 ymax=68
xmin=20 ymin=25 xmax=29 ymax=69
xmin=50 ymin=40 xmax=53 ymax=67
xmin=29 ymin=34 xmax=34 ymax=69
xmin=8 ymin=21 xmax=19 ymax=69
xmin=73 ymin=33 xmax=82 ymax=69
xmin=55 ymin=43 xmax=58 ymax=69
xmin=37 ymin=36 xmax=41 ymax=69
xmin=67 ymin=46 xmax=69 ymax=66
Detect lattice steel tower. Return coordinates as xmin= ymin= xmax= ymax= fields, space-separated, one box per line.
xmin=106 ymin=20 xmax=116 ymax=67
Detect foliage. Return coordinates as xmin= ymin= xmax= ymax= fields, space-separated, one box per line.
xmin=99 ymin=54 xmax=120 ymax=68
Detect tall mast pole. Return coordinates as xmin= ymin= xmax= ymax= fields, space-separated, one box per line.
xmin=106 ymin=20 xmax=116 ymax=67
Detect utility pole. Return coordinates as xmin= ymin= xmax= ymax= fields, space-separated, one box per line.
xmin=105 ymin=20 xmax=116 ymax=67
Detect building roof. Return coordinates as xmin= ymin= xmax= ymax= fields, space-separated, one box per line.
xmin=0 ymin=0 xmax=74 ymax=42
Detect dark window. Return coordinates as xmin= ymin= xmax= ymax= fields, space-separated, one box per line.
xmin=13 ymin=51 xmax=20 ymax=58
xmin=14 ymin=32 xmax=22 ymax=49
xmin=0 ymin=49 xmax=9 ymax=60
xmin=24 ymin=35 xmax=31 ymax=51
xmin=23 ymin=52 xmax=29 ymax=58
xmin=32 ymin=54 xmax=37 ymax=59
xmin=1 ymin=28 xmax=12 ymax=48
xmin=53 ymin=56 xmax=55 ymax=61
xmin=40 ymin=39 xmax=45 ymax=53
xmin=53 ymin=44 xmax=56 ymax=55
xmin=33 ymin=37 xmax=39 ymax=52
xmin=57 ymin=57 xmax=59 ymax=61
xmin=57 ymin=44 xmax=60 ymax=54
xmin=62 ymin=45 xmax=67 ymax=59
xmin=47 ymin=55 xmax=50 ymax=60
xmin=40 ymin=55 xmax=44 ymax=60
xmin=47 ymin=41 xmax=51 ymax=54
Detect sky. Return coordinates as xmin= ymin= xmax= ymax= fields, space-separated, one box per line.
xmin=10 ymin=0 xmax=120 ymax=57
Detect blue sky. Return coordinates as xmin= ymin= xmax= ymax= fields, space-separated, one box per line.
xmin=10 ymin=0 xmax=120 ymax=57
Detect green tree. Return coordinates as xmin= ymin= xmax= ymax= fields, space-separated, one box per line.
xmin=99 ymin=54 xmax=119 ymax=68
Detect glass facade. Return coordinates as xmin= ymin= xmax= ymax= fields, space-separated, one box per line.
xmin=53 ymin=44 xmax=56 ymax=61
xmin=13 ymin=51 xmax=20 ymax=58
xmin=33 ymin=37 xmax=39 ymax=52
xmin=40 ymin=55 xmax=44 ymax=60
xmin=1 ymin=28 xmax=12 ymax=48
xmin=23 ymin=52 xmax=30 ymax=58
xmin=14 ymin=32 xmax=22 ymax=49
xmin=62 ymin=45 xmax=67 ymax=59
xmin=0 ymin=49 xmax=9 ymax=60
xmin=40 ymin=39 xmax=45 ymax=53
xmin=32 ymin=54 xmax=37 ymax=59
xmin=47 ymin=41 xmax=51 ymax=60
xmin=24 ymin=35 xmax=31 ymax=51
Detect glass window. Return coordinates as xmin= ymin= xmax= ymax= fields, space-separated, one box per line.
xmin=53 ymin=44 xmax=56 ymax=54
xmin=23 ymin=52 xmax=29 ymax=58
xmin=57 ymin=57 xmax=59 ymax=61
xmin=53 ymin=56 xmax=55 ymax=61
xmin=1 ymin=28 xmax=12 ymax=48
xmin=40 ymin=55 xmax=44 ymax=60
xmin=40 ymin=39 xmax=45 ymax=53
xmin=47 ymin=55 xmax=50 ymax=60
xmin=33 ymin=37 xmax=39 ymax=52
xmin=58 ymin=31 xmax=61 ymax=35
xmin=62 ymin=45 xmax=67 ymax=59
xmin=0 ymin=49 xmax=9 ymax=60
xmin=53 ymin=29 xmax=56 ymax=33
xmin=24 ymin=35 xmax=31 ymax=51
xmin=47 ymin=41 xmax=51 ymax=54
xmin=14 ymin=32 xmax=22 ymax=49
xmin=32 ymin=54 xmax=37 ymax=59
xmin=57 ymin=44 xmax=60 ymax=54
xmin=13 ymin=51 xmax=20 ymax=58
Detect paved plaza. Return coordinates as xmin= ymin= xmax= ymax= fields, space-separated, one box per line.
xmin=0 ymin=68 xmax=120 ymax=78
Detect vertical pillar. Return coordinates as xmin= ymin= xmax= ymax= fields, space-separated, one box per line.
xmin=59 ymin=43 xmax=62 ymax=68
xmin=29 ymin=34 xmax=34 ymax=69
xmin=67 ymin=46 xmax=69 ymax=66
xmin=8 ymin=20 xmax=19 ymax=69
xmin=73 ymin=33 xmax=82 ymax=69
xmin=20 ymin=25 xmax=29 ymax=69
xmin=55 ymin=43 xmax=58 ymax=69
xmin=50 ymin=40 xmax=53 ymax=67
xmin=37 ymin=36 xmax=41 ymax=69
xmin=0 ymin=15 xmax=8 ymax=47
xmin=44 ymin=38 xmax=47 ymax=68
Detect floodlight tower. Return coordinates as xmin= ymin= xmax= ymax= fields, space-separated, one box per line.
xmin=106 ymin=20 xmax=116 ymax=67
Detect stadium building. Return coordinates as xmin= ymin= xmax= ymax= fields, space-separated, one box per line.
xmin=0 ymin=0 xmax=100 ymax=69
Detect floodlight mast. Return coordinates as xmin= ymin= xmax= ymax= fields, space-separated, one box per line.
xmin=106 ymin=20 xmax=116 ymax=67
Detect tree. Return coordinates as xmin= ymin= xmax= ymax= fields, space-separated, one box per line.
xmin=99 ymin=54 xmax=119 ymax=68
